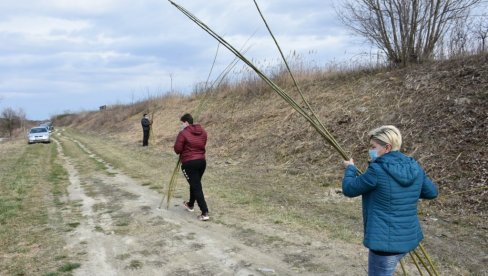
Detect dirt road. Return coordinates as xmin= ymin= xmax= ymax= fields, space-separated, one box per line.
xmin=52 ymin=129 xmax=444 ymax=276
xmin=55 ymin=132 xmax=296 ymax=275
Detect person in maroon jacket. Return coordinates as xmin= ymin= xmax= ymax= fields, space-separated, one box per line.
xmin=174 ymin=113 xmax=209 ymax=221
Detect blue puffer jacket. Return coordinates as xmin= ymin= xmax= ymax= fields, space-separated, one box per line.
xmin=342 ymin=151 xmax=438 ymax=253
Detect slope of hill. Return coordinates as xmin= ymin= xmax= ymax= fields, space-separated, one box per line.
xmin=55 ymin=54 xmax=488 ymax=229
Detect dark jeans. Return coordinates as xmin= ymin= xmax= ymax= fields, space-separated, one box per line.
xmin=142 ymin=129 xmax=150 ymax=146
xmin=181 ymin=159 xmax=208 ymax=214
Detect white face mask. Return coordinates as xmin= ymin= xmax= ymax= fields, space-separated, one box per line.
xmin=180 ymin=123 xmax=187 ymax=130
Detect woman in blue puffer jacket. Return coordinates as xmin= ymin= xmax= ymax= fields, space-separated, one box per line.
xmin=342 ymin=125 xmax=438 ymax=276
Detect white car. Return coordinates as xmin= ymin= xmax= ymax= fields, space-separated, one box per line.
xmin=27 ymin=127 xmax=51 ymax=144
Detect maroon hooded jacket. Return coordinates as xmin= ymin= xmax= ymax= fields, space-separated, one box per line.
xmin=174 ymin=124 xmax=207 ymax=163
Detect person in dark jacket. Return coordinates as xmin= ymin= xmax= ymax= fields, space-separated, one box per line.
xmin=174 ymin=113 xmax=209 ymax=221
xmin=342 ymin=125 xmax=438 ymax=276
xmin=141 ymin=113 xmax=151 ymax=146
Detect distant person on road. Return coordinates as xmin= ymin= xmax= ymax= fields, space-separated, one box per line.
xmin=342 ymin=125 xmax=438 ymax=276
xmin=141 ymin=113 xmax=151 ymax=147
xmin=174 ymin=113 xmax=209 ymax=221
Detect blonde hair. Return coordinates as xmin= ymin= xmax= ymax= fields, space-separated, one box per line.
xmin=368 ymin=125 xmax=402 ymax=151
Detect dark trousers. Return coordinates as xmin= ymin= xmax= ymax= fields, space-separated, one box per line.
xmin=181 ymin=159 xmax=208 ymax=214
xmin=142 ymin=129 xmax=150 ymax=146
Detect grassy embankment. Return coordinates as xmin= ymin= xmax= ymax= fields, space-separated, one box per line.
xmin=54 ymin=53 xmax=487 ymax=274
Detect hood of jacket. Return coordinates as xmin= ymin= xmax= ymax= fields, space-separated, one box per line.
xmin=373 ymin=151 xmax=420 ymax=187
xmin=185 ymin=124 xmax=204 ymax=135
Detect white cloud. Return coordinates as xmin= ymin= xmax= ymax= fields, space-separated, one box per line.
xmin=0 ymin=0 xmax=372 ymax=119
xmin=40 ymin=0 xmax=119 ymax=14
xmin=0 ymin=16 xmax=91 ymax=36
xmin=0 ymin=91 xmax=36 ymax=99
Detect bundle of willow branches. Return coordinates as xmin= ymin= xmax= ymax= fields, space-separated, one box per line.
xmin=167 ymin=1 xmax=439 ymax=275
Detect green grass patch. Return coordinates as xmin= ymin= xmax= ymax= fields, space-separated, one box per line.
xmin=116 ymin=253 xmax=131 ymax=260
xmin=43 ymin=272 xmax=60 ymax=276
xmin=58 ymin=262 xmax=81 ymax=272
xmin=57 ymin=136 xmax=107 ymax=175
xmin=115 ymin=219 xmax=130 ymax=227
xmin=0 ymin=197 xmax=22 ymax=223
xmin=67 ymin=222 xmax=80 ymax=228
xmin=54 ymin=255 xmax=68 ymax=261
xmin=126 ymin=260 xmax=143 ymax=270
xmin=0 ymin=139 xmax=77 ymax=275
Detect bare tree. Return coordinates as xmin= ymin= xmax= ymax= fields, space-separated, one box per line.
xmin=1 ymin=107 xmax=21 ymax=137
xmin=471 ymin=13 xmax=488 ymax=52
xmin=338 ymin=0 xmax=481 ymax=66
xmin=447 ymin=14 xmax=471 ymax=57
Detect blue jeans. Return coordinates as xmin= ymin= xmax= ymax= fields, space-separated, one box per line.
xmin=368 ymin=250 xmax=406 ymax=276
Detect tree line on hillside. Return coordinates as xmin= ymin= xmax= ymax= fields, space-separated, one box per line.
xmin=338 ymin=0 xmax=487 ymax=66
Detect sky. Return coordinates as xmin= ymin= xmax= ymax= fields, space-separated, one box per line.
xmin=0 ymin=0 xmax=377 ymax=120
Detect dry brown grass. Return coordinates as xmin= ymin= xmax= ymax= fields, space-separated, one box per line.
xmin=48 ymin=51 xmax=488 ymax=273
xmin=54 ymin=54 xmax=488 ymax=229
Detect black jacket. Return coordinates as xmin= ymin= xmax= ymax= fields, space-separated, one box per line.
xmin=141 ymin=117 xmax=151 ymax=131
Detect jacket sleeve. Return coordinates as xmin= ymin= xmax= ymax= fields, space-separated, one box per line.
xmin=420 ymin=170 xmax=438 ymax=199
xmin=174 ymin=132 xmax=185 ymax=154
xmin=342 ymin=164 xmax=377 ymax=197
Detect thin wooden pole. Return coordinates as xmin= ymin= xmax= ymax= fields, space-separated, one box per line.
xmin=409 ymin=252 xmax=425 ymax=276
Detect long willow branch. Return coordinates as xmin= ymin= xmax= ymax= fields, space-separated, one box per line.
xmin=253 ymin=0 xmax=344 ymax=155
xmin=168 ymin=0 xmax=350 ymax=161
xmin=193 ymin=43 xmax=220 ymax=119
xmin=159 ymin=159 xmax=181 ymax=209
xmin=252 ymin=0 xmax=349 ymax=160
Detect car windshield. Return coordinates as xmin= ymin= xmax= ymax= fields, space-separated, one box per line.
xmin=30 ymin=128 xmax=48 ymax=133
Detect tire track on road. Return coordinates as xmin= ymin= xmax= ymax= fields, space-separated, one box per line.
xmin=53 ymin=136 xmax=118 ymax=275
